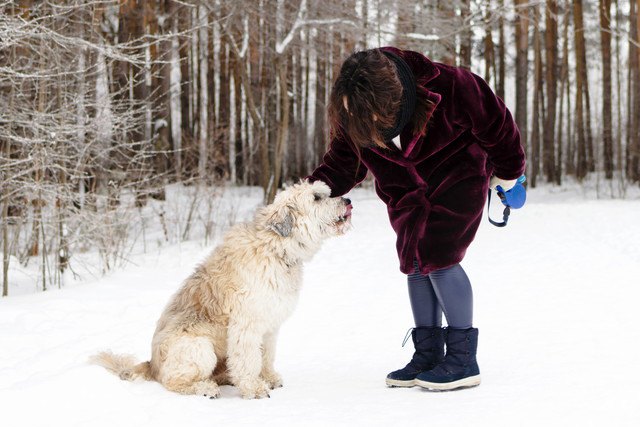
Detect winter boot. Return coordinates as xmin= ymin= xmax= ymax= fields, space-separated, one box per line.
xmin=385 ymin=327 xmax=445 ymax=387
xmin=415 ymin=327 xmax=481 ymax=391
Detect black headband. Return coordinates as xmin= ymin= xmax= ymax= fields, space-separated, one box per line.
xmin=381 ymin=51 xmax=417 ymax=142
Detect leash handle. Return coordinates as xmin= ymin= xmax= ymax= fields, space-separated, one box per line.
xmin=487 ymin=189 xmax=511 ymax=227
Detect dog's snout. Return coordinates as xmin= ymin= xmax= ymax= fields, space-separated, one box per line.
xmin=342 ymin=197 xmax=351 ymax=205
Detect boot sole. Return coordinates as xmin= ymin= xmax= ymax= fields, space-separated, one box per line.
xmin=385 ymin=378 xmax=416 ymax=388
xmin=415 ymin=375 xmax=481 ymax=391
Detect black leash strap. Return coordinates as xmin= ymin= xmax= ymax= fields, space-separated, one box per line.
xmin=487 ymin=190 xmax=511 ymax=227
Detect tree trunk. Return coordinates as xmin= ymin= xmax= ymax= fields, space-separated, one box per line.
xmin=303 ymin=30 xmax=312 ymax=173
xmin=314 ymin=47 xmax=328 ymax=169
xmin=483 ymin=0 xmax=495 ymax=83
xmin=544 ymin=0 xmax=558 ymax=183
xmin=249 ymin=10 xmax=263 ymax=186
xmin=395 ymin=1 xmax=415 ymax=49
xmin=262 ymin=5 xmax=276 ymax=200
xmin=497 ymin=0 xmax=506 ymax=99
xmin=573 ymin=0 xmax=589 ymax=180
xmin=234 ymin=53 xmax=244 ymax=184
xmin=179 ymin=7 xmax=193 ymax=178
xmin=630 ymin=0 xmax=640 ymax=181
xmin=118 ymin=0 xmax=148 ymax=202
xmin=614 ymin=0 xmax=623 ymax=178
xmin=219 ymin=13 xmax=232 ymax=182
xmin=438 ymin=1 xmax=457 ymax=66
xmin=208 ymin=16 xmax=222 ymax=182
xmin=514 ymin=0 xmax=530 ymax=167
xmin=269 ymin=56 xmax=290 ymax=203
xmin=149 ymin=0 xmax=170 ymax=193
xmin=168 ymin=1 xmax=182 ymax=180
xmin=198 ymin=5 xmax=209 ymax=182
xmin=294 ymin=35 xmax=305 ymax=178
xmin=2 ymin=3 xmax=17 ymax=296
xmin=564 ymin=9 xmax=574 ymax=178
xmin=362 ymin=0 xmax=369 ymax=49
xmin=233 ymin=12 xmax=246 ymax=186
xmin=600 ymin=0 xmax=614 ymax=179
xmin=556 ymin=0 xmax=571 ymax=184
xmin=530 ymin=4 xmax=543 ymax=187
xmin=459 ymin=0 xmax=472 ymax=69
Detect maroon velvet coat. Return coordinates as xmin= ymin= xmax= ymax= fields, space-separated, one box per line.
xmin=308 ymin=47 xmax=526 ymax=275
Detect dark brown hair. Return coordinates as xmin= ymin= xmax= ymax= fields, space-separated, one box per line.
xmin=328 ymin=49 xmax=432 ymax=150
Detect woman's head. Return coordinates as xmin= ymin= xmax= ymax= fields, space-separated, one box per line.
xmin=328 ymin=48 xmax=431 ymax=149
xmin=328 ymin=49 xmax=399 ymax=149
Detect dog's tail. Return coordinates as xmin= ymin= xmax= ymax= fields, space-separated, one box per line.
xmin=90 ymin=351 xmax=154 ymax=382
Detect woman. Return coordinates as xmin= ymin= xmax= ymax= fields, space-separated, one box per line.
xmin=307 ymin=47 xmax=525 ymax=391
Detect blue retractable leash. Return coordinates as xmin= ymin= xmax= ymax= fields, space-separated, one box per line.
xmin=487 ymin=175 xmax=527 ymax=227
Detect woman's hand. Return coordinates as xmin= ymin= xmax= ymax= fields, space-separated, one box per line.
xmin=489 ymin=176 xmax=518 ymax=192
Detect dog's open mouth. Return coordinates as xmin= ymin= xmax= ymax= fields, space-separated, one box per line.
xmin=335 ymin=204 xmax=353 ymax=225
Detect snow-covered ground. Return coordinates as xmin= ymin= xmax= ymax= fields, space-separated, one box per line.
xmin=1 ymin=183 xmax=640 ymax=426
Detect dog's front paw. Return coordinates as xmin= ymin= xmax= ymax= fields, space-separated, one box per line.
xmin=238 ymin=378 xmax=271 ymax=399
xmin=192 ymin=380 xmax=221 ymax=399
xmin=261 ymin=371 xmax=283 ymax=389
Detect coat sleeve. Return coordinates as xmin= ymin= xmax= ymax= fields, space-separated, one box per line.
xmin=455 ymin=69 xmax=526 ymax=180
xmin=306 ymin=134 xmax=368 ymax=197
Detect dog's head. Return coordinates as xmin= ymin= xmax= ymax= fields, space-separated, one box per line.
xmin=260 ymin=180 xmax=352 ymax=244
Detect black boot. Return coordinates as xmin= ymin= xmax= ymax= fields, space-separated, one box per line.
xmin=415 ymin=327 xmax=481 ymax=391
xmin=385 ymin=327 xmax=445 ymax=387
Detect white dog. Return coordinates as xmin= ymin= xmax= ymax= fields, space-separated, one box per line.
xmin=92 ymin=180 xmax=351 ymax=399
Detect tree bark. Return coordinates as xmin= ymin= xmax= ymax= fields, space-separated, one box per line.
xmin=168 ymin=1 xmax=182 ymax=180
xmin=628 ymin=0 xmax=640 ymax=181
xmin=149 ymin=0 xmax=170 ymax=194
xmin=179 ymin=7 xmax=193 ymax=178
xmin=314 ymin=46 xmax=328 ymax=169
xmin=483 ymin=0 xmax=495 ymax=83
xmin=197 ymin=5 xmax=209 ymax=182
xmin=263 ymin=2 xmax=277 ymax=200
xmin=556 ymin=0 xmax=571 ymax=184
xmin=233 ymin=52 xmax=244 ymax=184
xmin=119 ymin=0 xmax=149 ymax=202
xmin=530 ymin=4 xmax=543 ymax=187
xmin=544 ymin=0 xmax=558 ymax=183
xmin=303 ymin=29 xmax=312 ymax=173
xmin=395 ymin=1 xmax=415 ymax=49
xmin=1 ymin=2 xmax=19 ymax=296
xmin=600 ymin=0 xmax=614 ymax=179
xmin=294 ymin=34 xmax=305 ymax=178
xmin=573 ymin=0 xmax=589 ymax=180
xmin=563 ymin=1 xmax=574 ymax=178
xmin=269 ymin=55 xmax=290 ymax=203
xmin=514 ymin=0 xmax=530 ymax=168
xmin=459 ymin=0 xmax=472 ymax=69
xmin=614 ymin=0 xmax=623 ymax=178
xmin=497 ymin=0 xmax=506 ymax=99
xmin=438 ymin=1 xmax=457 ymax=66
xmin=219 ymin=10 xmax=232 ymax=182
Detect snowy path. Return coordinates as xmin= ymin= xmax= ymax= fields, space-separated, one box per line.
xmin=1 ymin=186 xmax=639 ymax=426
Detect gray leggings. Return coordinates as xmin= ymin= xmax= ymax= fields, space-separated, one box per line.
xmin=407 ymin=259 xmax=473 ymax=329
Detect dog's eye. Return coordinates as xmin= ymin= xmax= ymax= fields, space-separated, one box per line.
xmin=313 ymin=193 xmax=322 ymax=201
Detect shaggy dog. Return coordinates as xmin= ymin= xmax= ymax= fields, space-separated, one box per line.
xmin=92 ymin=180 xmax=352 ymax=399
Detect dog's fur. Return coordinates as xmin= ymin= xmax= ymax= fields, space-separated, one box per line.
xmin=92 ymin=180 xmax=351 ymax=399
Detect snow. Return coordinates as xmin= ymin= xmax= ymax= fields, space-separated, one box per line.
xmin=1 ymin=184 xmax=640 ymax=426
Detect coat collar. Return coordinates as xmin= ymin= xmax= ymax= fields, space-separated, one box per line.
xmin=380 ymin=46 xmax=441 ymax=86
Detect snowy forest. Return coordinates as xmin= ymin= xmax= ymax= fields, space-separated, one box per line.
xmin=1 ymin=0 xmax=640 ymax=296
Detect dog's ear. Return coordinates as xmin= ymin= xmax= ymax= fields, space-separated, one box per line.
xmin=267 ymin=204 xmax=294 ymax=237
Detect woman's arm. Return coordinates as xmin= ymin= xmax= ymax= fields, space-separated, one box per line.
xmin=454 ymin=69 xmax=526 ymax=180
xmin=306 ymin=134 xmax=368 ymax=197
